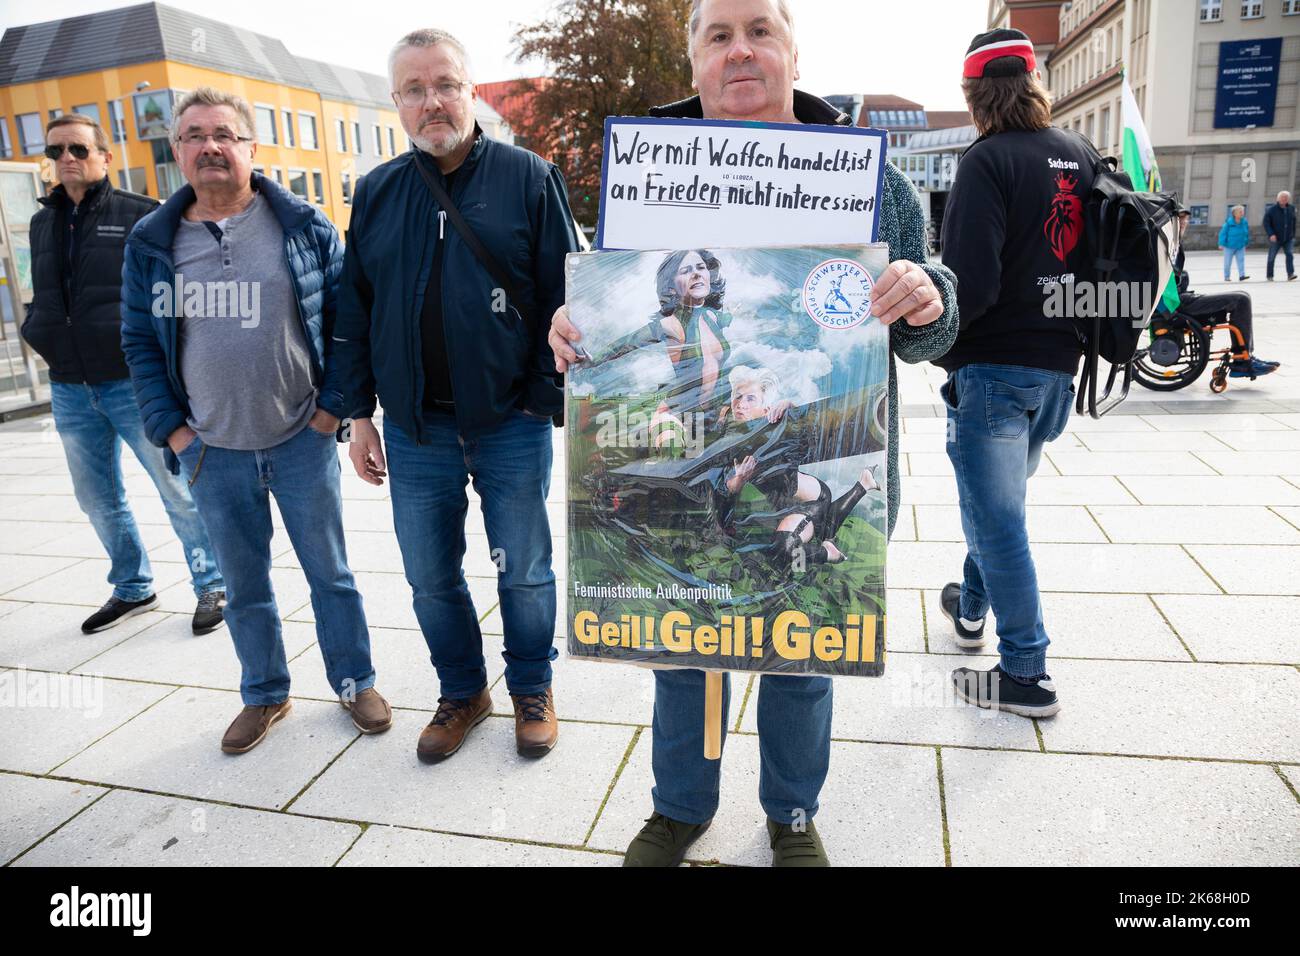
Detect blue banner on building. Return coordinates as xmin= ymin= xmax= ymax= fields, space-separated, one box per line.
xmin=1214 ymin=37 xmax=1282 ymax=129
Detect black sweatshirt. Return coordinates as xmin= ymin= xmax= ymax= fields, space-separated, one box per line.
xmin=935 ymin=126 xmax=1098 ymax=375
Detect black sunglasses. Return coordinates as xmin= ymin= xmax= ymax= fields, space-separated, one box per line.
xmin=44 ymin=143 xmax=94 ymax=160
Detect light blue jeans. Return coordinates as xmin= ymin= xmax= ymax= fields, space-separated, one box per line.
xmin=51 ymin=378 xmax=222 ymax=602
xmin=941 ymin=363 xmax=1075 ymax=677
xmin=177 ymin=423 xmax=374 ymax=705
xmin=1223 ymin=246 xmax=1246 ymax=280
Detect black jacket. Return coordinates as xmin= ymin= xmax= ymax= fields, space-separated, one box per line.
xmin=1263 ymin=202 xmax=1296 ymax=244
xmin=22 ymin=178 xmax=158 ymax=384
xmin=936 ymin=127 xmax=1097 ymax=374
xmin=329 ymin=129 xmax=578 ymax=439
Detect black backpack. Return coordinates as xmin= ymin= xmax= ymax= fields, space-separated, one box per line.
xmin=1070 ymin=139 xmax=1181 ymax=417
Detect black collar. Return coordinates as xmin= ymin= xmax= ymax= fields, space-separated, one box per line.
xmin=46 ymin=175 xmax=111 ymax=211
xmin=648 ymin=89 xmax=851 ymax=127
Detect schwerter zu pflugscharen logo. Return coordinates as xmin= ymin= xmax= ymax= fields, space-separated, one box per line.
xmin=802 ymin=258 xmax=874 ymax=330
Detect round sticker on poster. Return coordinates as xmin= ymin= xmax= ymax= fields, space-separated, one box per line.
xmin=803 ymin=258 xmax=874 ymax=330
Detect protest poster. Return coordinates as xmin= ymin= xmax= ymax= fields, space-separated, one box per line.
xmin=564 ymin=244 xmax=891 ymax=677
xmin=595 ymin=117 xmax=888 ymax=251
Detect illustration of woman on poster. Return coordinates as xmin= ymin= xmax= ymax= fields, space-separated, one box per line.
xmin=583 ymin=249 xmax=732 ymax=444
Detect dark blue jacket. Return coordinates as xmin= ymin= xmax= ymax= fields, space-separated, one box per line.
xmin=120 ymin=172 xmax=345 ymax=472
xmin=327 ymin=130 xmax=578 ymax=440
xmin=1263 ymin=201 xmax=1296 ymax=244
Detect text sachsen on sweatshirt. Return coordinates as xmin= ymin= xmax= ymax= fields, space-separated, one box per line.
xmin=935 ymin=126 xmax=1098 ymax=375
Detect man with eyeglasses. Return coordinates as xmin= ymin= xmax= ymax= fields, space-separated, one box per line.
xmin=328 ymin=29 xmax=578 ymax=763
xmin=120 ymin=87 xmax=391 ymax=754
xmin=22 ymin=113 xmax=226 ymax=636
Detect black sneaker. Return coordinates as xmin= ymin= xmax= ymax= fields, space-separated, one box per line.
xmin=192 ymin=590 xmax=226 ymax=635
xmin=623 ymin=813 xmax=711 ymax=867
xmin=768 ymin=818 xmax=829 ymax=867
xmin=951 ymin=663 xmax=1061 ymax=718
xmin=939 ymin=582 xmax=986 ymax=648
xmin=80 ymin=594 xmax=158 ymax=634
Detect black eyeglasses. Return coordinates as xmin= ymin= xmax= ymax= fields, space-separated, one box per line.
xmin=44 ymin=143 xmax=94 ymax=160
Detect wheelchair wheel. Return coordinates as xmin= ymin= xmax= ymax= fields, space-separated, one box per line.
xmin=1132 ymin=316 xmax=1210 ymax=391
xmin=1210 ymin=366 xmax=1228 ymax=393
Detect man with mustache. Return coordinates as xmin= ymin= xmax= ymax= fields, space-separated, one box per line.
xmin=549 ymin=0 xmax=959 ymax=866
xmin=21 ymin=113 xmax=226 ymax=636
xmin=121 ymin=87 xmax=391 ymax=753
xmin=329 ymin=30 xmax=578 ymax=763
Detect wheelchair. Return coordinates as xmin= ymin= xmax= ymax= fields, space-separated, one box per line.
xmin=1131 ymin=308 xmax=1253 ymax=394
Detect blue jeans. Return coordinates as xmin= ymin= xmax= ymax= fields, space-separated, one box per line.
xmin=177 ymin=424 xmax=374 ymax=705
xmin=941 ymin=363 xmax=1075 ymax=678
xmin=651 ymin=669 xmax=832 ymax=826
xmin=1223 ymin=246 xmax=1246 ymax=279
xmin=50 ymin=379 xmax=222 ymax=602
xmin=383 ymin=409 xmax=557 ymax=698
xmin=1267 ymin=238 xmax=1294 ymax=279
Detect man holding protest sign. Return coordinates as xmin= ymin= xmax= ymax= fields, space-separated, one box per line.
xmin=548 ymin=0 xmax=959 ymax=866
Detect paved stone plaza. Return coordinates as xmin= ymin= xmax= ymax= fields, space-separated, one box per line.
xmin=1 ymin=250 xmax=1297 ymax=866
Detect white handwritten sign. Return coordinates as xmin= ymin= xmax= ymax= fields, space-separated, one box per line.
xmin=595 ymin=117 xmax=887 ymax=251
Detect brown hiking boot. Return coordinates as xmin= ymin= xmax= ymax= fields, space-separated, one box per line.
xmin=511 ymin=688 xmax=558 ymax=758
xmin=340 ymin=687 xmax=392 ymax=734
xmin=221 ymin=700 xmax=292 ymax=754
xmin=416 ymin=687 xmax=493 ymax=763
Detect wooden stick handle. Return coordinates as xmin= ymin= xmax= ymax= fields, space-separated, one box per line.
xmin=703 ymin=671 xmax=723 ymax=760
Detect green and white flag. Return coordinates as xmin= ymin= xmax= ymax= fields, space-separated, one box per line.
xmin=1121 ymin=73 xmax=1180 ymax=313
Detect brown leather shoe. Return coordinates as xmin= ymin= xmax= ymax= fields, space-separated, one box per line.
xmin=416 ymin=687 xmax=493 ymax=763
xmin=340 ymin=687 xmax=392 ymax=734
xmin=221 ymin=700 xmax=292 ymax=754
xmin=511 ymin=688 xmax=558 ymax=758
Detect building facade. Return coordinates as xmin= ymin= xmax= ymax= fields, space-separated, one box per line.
xmin=0 ymin=2 xmax=511 ymax=230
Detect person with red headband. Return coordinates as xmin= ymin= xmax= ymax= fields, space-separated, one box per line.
xmin=935 ymin=28 xmax=1097 ymax=720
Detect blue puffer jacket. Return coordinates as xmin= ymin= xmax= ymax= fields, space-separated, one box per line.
xmin=1218 ymin=215 xmax=1250 ymax=250
xmin=120 ymin=172 xmax=345 ymax=472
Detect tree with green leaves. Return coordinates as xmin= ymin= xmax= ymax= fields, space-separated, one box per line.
xmin=511 ymin=0 xmax=694 ymax=229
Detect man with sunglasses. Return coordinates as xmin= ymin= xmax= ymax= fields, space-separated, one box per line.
xmin=120 ymin=87 xmax=391 ymax=754
xmin=22 ymin=113 xmax=226 ymax=636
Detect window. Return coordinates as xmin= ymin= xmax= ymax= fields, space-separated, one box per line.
xmin=287 ymin=169 xmax=307 ymax=199
xmin=271 ymin=166 xmax=283 ymax=185
xmin=387 ymin=126 xmax=396 ymax=156
xmin=335 ymin=118 xmax=347 ymax=152
xmin=109 ymin=100 xmax=126 ymax=142
xmin=298 ymin=112 xmax=318 ymax=150
xmin=16 ymin=113 xmax=44 ymax=154
xmin=252 ymin=164 xmax=265 ymax=176
xmin=352 ymin=121 xmax=362 ymax=155
xmin=372 ymin=124 xmax=382 ymax=155
xmin=151 ymin=138 xmax=184 ymax=200
xmin=72 ymin=103 xmax=102 ymax=128
xmin=341 ymin=170 xmax=352 ymax=206
xmin=0 ymin=120 xmax=12 ymax=158
xmin=1200 ymin=0 xmax=1222 ymax=21
xmin=48 ymin=108 xmax=63 ymax=121
xmin=1240 ymin=1 xmax=1263 ymax=17
xmin=1085 ymin=112 xmax=1095 ymax=144
xmin=1286 ymin=0 xmax=1300 ymax=14
xmin=312 ymin=170 xmax=324 ymax=205
xmin=255 ymin=105 xmax=277 ymax=145
xmin=282 ymin=109 xmax=295 ymax=148
xmin=1099 ymin=106 xmax=1111 ymax=150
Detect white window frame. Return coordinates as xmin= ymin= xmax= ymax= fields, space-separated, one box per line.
xmin=254 ymin=103 xmax=278 ymax=145
xmin=282 ymin=108 xmax=295 ymax=148
xmin=1200 ymin=0 xmax=1223 ymax=21
xmin=335 ymin=117 xmax=347 ymax=153
xmin=286 ymin=167 xmax=308 ymax=199
xmin=372 ymin=124 xmax=382 ymax=155
xmin=297 ymin=111 xmax=318 ymax=150
xmin=271 ymin=166 xmax=283 ymax=186
xmin=341 ymin=170 xmax=352 ymax=206
xmin=311 ymin=168 xmax=325 ymax=205
xmin=352 ymin=121 xmax=362 ymax=155
xmin=387 ymin=126 xmax=396 ymax=156
xmin=0 ymin=119 xmax=12 ymax=159
xmin=1286 ymin=0 xmax=1300 ymax=15
xmin=1240 ymin=0 xmax=1263 ymax=17
xmin=16 ymin=112 xmax=44 ymax=155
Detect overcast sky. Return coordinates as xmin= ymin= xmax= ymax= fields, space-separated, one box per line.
xmin=0 ymin=0 xmax=986 ymax=111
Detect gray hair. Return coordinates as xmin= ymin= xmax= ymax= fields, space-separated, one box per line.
xmin=1279 ymin=190 xmax=1292 ymax=201
xmin=1232 ymin=204 xmax=1246 ymax=216
xmin=388 ymin=28 xmax=474 ymax=87
xmin=171 ymin=87 xmax=256 ymax=143
xmin=728 ymin=364 xmax=778 ymax=402
xmin=687 ymin=0 xmax=795 ymax=55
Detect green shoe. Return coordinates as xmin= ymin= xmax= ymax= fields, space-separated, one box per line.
xmin=623 ymin=812 xmax=711 ymax=867
xmin=767 ymin=818 xmax=830 ymax=867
